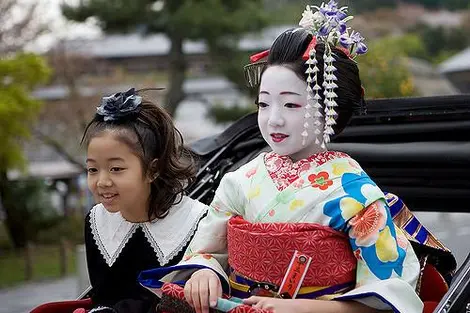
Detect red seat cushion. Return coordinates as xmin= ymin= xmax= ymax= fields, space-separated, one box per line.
xmin=30 ymin=298 xmax=93 ymax=313
xmin=419 ymin=264 xmax=448 ymax=303
xmin=423 ymin=301 xmax=439 ymax=313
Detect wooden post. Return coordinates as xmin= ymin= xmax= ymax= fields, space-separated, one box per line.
xmin=25 ymin=242 xmax=33 ymax=280
xmin=59 ymin=238 xmax=68 ymax=277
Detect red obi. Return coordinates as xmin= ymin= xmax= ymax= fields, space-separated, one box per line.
xmin=227 ymin=216 xmax=357 ymax=288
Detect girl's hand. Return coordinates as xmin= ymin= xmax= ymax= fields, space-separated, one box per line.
xmin=243 ymin=297 xmax=381 ymax=313
xmin=243 ymin=297 xmax=314 ymax=313
xmin=184 ymin=269 xmax=222 ymax=313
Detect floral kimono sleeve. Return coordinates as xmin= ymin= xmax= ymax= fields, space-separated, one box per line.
xmin=155 ymin=172 xmax=245 ymax=293
xmin=335 ymin=199 xmax=423 ymax=313
xmin=321 ymin=169 xmax=423 ymax=313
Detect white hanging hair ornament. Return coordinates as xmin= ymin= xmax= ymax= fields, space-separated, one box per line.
xmin=298 ymin=0 xmax=367 ymax=148
xmin=303 ymin=39 xmax=321 ymax=146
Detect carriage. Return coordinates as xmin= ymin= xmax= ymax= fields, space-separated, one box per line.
xmin=32 ymin=94 xmax=470 ymax=313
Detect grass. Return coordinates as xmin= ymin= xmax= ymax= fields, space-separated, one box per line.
xmin=0 ymin=218 xmax=82 ymax=289
xmin=0 ymin=244 xmax=77 ymax=289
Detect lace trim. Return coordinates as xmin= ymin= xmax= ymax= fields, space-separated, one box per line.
xmin=142 ymin=205 xmax=206 ymax=266
xmin=90 ymin=208 xmax=139 ymax=267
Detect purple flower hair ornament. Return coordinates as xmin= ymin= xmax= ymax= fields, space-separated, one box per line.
xmin=297 ymin=0 xmax=368 ymax=148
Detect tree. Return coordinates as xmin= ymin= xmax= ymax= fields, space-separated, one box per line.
xmin=0 ymin=0 xmax=47 ymax=54
xmin=205 ymin=45 xmax=258 ymax=124
xmin=410 ymin=24 xmax=470 ymax=64
xmin=0 ymin=53 xmax=51 ymax=248
xmin=359 ymin=35 xmax=419 ymax=99
xmin=35 ymin=42 xmax=99 ymax=171
xmin=61 ymin=0 xmax=267 ymax=116
xmin=0 ymin=0 xmax=52 ymax=248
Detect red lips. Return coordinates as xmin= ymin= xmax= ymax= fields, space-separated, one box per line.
xmin=270 ymin=133 xmax=289 ymax=143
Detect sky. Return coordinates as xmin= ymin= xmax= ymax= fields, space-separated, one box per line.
xmin=25 ymin=0 xmax=102 ymax=52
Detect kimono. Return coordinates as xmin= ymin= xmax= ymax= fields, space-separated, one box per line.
xmin=139 ymin=151 xmax=423 ymax=313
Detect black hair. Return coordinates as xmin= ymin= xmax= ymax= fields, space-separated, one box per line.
xmin=264 ymin=27 xmax=364 ymax=135
xmin=81 ymin=91 xmax=196 ymax=220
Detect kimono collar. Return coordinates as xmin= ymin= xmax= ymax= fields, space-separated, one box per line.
xmin=89 ymin=196 xmax=207 ymax=267
xmin=264 ymin=150 xmax=350 ymax=191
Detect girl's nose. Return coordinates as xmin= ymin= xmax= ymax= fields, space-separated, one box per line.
xmin=268 ymin=107 xmax=285 ymax=127
xmin=97 ymin=173 xmax=113 ymax=188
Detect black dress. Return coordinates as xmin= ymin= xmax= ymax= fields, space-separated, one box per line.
xmin=84 ymin=196 xmax=207 ymax=313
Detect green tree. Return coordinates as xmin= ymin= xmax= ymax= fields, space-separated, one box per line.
xmin=378 ymin=34 xmax=427 ymax=59
xmin=0 ymin=53 xmax=51 ymax=248
xmin=410 ymin=24 xmax=470 ymax=63
xmin=359 ymin=35 xmax=418 ymax=98
xmin=3 ymin=179 xmax=61 ymax=246
xmin=206 ymin=47 xmax=258 ymax=124
xmin=62 ymin=0 xmax=267 ymax=116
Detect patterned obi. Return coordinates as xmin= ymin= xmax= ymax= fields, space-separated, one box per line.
xmin=226 ymin=216 xmax=357 ymax=299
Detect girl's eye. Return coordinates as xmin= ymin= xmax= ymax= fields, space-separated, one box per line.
xmin=110 ymin=167 xmax=124 ymax=172
xmin=87 ymin=168 xmax=97 ymax=174
xmin=285 ymin=103 xmax=301 ymax=108
xmin=257 ymin=101 xmax=269 ymax=108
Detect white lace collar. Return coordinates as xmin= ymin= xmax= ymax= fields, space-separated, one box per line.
xmin=89 ymin=196 xmax=207 ymax=267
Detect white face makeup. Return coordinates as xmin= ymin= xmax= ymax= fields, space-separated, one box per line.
xmin=257 ymin=65 xmax=325 ymax=161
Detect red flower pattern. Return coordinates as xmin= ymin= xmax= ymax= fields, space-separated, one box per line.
xmin=308 ymin=171 xmax=333 ymax=191
xmin=349 ymin=201 xmax=386 ymax=247
xmin=264 ymin=151 xmax=349 ymax=191
xmin=162 ymin=283 xmax=185 ymax=299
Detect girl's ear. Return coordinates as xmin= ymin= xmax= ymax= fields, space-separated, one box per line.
xmin=147 ymin=158 xmax=159 ymax=183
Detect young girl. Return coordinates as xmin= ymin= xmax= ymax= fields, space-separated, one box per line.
xmin=81 ymin=88 xmax=207 ymax=313
xmin=138 ymin=2 xmax=423 ymax=313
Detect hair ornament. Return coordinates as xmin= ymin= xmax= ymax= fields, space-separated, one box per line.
xmin=299 ymin=0 xmax=367 ymax=147
xmin=96 ymin=88 xmax=142 ymax=122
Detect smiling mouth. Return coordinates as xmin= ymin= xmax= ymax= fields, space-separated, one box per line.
xmin=100 ymin=193 xmax=118 ymax=203
xmin=270 ymin=133 xmax=289 ymax=143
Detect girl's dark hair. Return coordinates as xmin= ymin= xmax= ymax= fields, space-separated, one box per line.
xmin=82 ymin=91 xmax=196 ymax=221
xmin=265 ymin=28 xmax=364 ymax=135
